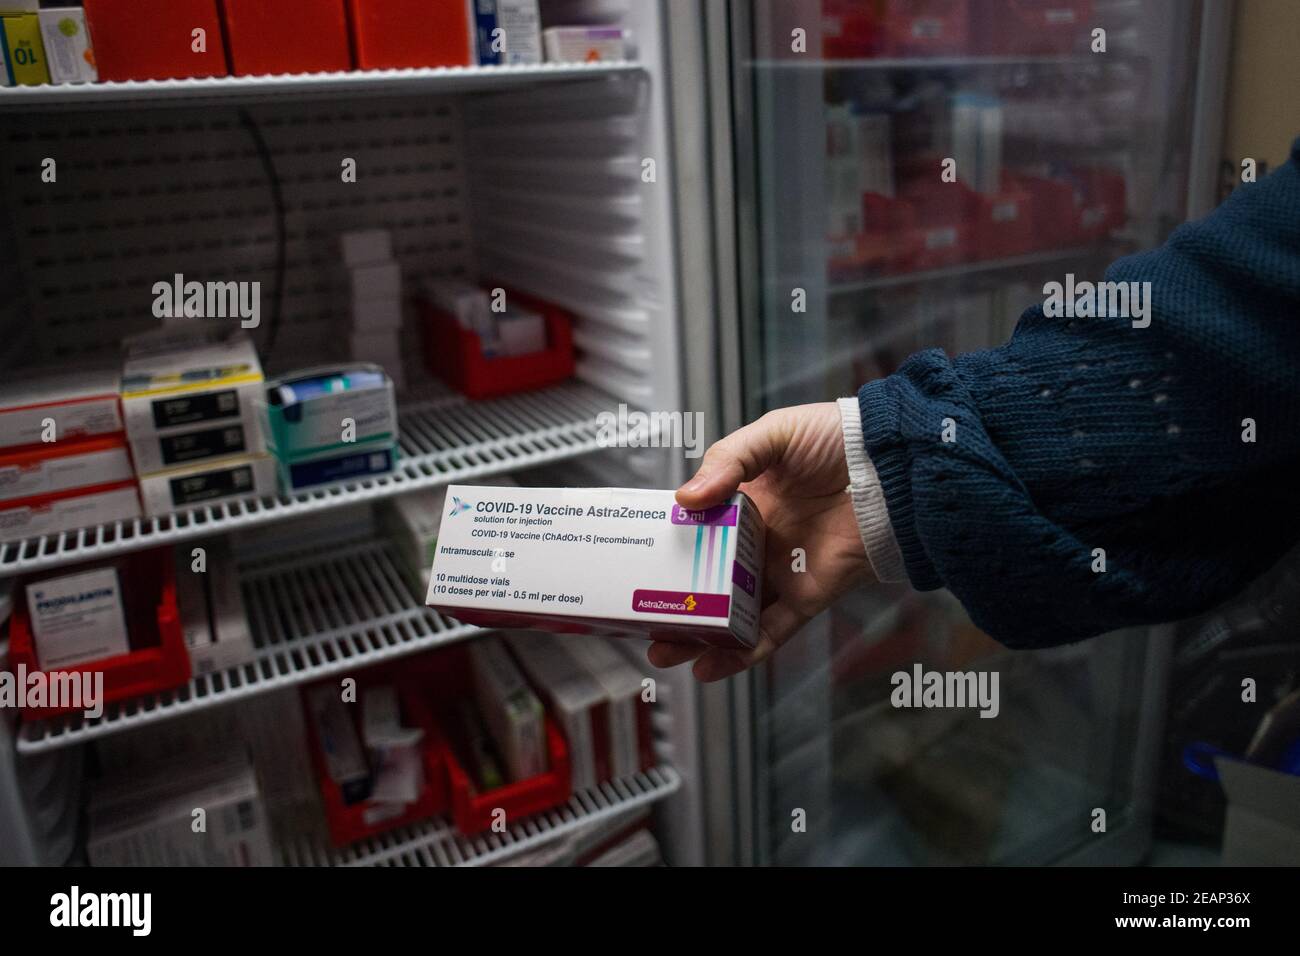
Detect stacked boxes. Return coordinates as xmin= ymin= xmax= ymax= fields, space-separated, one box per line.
xmin=263 ymin=365 xmax=399 ymax=492
xmin=0 ymin=366 xmax=140 ymax=541
xmin=341 ymin=229 xmax=405 ymax=391
xmin=120 ymin=324 xmax=275 ymax=517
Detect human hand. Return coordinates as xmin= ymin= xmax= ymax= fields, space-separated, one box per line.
xmin=648 ymin=403 xmax=870 ymax=682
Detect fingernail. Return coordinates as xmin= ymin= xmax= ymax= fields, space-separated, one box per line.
xmin=681 ymin=473 xmax=708 ymax=493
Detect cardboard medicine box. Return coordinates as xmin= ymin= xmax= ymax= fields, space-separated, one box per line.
xmin=427 ymin=486 xmax=765 ymax=649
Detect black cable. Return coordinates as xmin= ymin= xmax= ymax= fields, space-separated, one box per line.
xmin=237 ymin=107 xmax=286 ymax=362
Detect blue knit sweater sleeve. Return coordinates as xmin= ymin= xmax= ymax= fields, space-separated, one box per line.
xmin=858 ymin=138 xmax=1300 ymax=649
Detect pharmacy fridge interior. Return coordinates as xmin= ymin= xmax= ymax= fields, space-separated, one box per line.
xmin=0 ymin=0 xmax=1288 ymax=868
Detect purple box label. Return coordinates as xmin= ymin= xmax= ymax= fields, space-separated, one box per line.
xmin=632 ymin=590 xmax=730 ymax=618
xmin=732 ymin=562 xmax=756 ymax=597
xmin=670 ymin=503 xmax=738 ymax=527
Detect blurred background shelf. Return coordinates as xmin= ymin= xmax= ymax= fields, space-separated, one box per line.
xmin=828 ymin=245 xmax=1116 ymax=295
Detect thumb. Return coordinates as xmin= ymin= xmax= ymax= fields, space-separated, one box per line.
xmin=677 ymin=411 xmax=791 ymax=509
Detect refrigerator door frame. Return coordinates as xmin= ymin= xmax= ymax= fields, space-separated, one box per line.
xmin=684 ymin=0 xmax=1235 ymax=867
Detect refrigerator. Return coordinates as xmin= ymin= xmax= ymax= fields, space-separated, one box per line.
xmin=0 ymin=0 xmax=1230 ymax=867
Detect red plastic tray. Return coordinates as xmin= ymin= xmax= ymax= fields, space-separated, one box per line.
xmin=84 ymin=0 xmax=229 ymax=82
xmin=442 ymin=714 xmax=571 ymax=836
xmin=419 ymin=286 xmax=576 ymax=400
xmin=346 ymin=0 xmax=473 ymax=70
xmin=7 ymin=549 xmax=191 ymax=719
xmin=413 ymin=643 xmax=572 ymax=836
xmin=302 ymin=679 xmax=448 ymax=847
xmin=222 ymin=0 xmax=352 ymax=76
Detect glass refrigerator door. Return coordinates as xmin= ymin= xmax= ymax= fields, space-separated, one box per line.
xmin=727 ymin=0 xmax=1218 ymax=864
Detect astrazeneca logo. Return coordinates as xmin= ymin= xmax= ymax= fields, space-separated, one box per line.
xmin=448 ymin=496 xmax=473 ymax=518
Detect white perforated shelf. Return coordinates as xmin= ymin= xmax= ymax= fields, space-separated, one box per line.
xmin=0 ymin=62 xmax=642 ymax=109
xmin=0 ymin=382 xmax=613 ymax=577
xmin=15 ymin=537 xmax=479 ymax=755
xmin=280 ymin=766 xmax=681 ymax=867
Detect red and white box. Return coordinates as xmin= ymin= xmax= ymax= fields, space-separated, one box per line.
xmin=0 ymin=367 xmax=122 ymax=450
xmin=0 ymin=483 xmax=142 ymax=543
xmin=0 ymin=435 xmax=134 ymax=505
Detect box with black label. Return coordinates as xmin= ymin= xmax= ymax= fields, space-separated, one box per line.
xmin=139 ymin=454 xmax=277 ymax=517
xmin=129 ymin=420 xmax=265 ymax=476
xmin=278 ymin=442 xmax=398 ymax=493
xmin=120 ymin=324 xmax=265 ymax=442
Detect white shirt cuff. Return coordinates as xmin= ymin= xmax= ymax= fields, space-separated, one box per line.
xmin=838 ymin=396 xmax=906 ymax=584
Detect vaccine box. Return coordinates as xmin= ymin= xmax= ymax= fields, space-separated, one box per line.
xmin=427 ymin=487 xmax=765 ymax=649
xmin=263 ymin=365 xmax=397 ymax=462
xmin=0 ymin=366 xmax=122 ymax=449
xmin=120 ymin=325 xmax=265 ymax=442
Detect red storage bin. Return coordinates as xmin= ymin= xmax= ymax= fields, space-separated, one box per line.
xmin=883 ymin=0 xmax=971 ymax=57
xmin=346 ymin=0 xmax=473 ymax=70
xmin=394 ymin=643 xmax=571 ymax=837
xmin=976 ymin=0 xmax=1091 ymax=55
xmin=303 ymin=679 xmax=449 ymax=846
xmin=84 ymin=0 xmax=228 ymax=82
xmin=7 ymin=549 xmax=191 ymax=719
xmin=442 ymin=714 xmax=571 ymax=836
xmin=822 ymin=0 xmax=887 ymax=59
xmin=222 ymin=0 xmax=352 ymax=77
xmin=419 ymin=286 xmax=576 ymax=400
